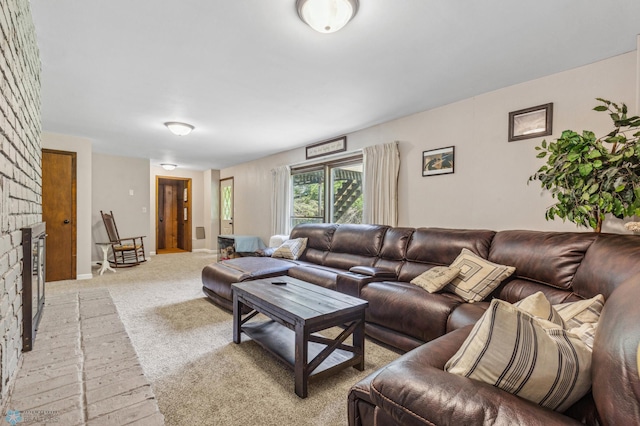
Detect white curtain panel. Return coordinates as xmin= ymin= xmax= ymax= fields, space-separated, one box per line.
xmin=363 ymin=141 xmax=400 ymax=226
xmin=271 ymin=165 xmax=291 ymax=236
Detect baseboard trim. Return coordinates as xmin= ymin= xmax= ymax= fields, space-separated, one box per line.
xmin=77 ymin=273 xmax=93 ymax=280
xmin=193 ymin=249 xmax=216 ymax=254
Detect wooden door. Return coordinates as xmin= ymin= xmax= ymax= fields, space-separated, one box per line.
xmin=156 ymin=177 xmax=192 ymax=253
xmin=162 ymin=184 xmax=178 ymax=249
xmin=42 ymin=149 xmax=76 ymax=281
xmin=220 ymin=177 xmax=234 ymax=235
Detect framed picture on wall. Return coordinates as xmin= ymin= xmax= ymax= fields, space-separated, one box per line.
xmin=422 ymin=146 xmax=454 ymax=176
xmin=508 ymin=103 xmax=553 ymax=141
xmin=305 ymin=136 xmax=347 ymax=159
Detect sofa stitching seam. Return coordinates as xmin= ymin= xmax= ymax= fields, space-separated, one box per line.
xmin=370 ymin=380 xmax=436 ymax=426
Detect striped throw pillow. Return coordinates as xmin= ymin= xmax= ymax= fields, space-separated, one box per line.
xmin=271 ymin=238 xmax=308 ymax=260
xmin=514 ymin=291 xmax=564 ymax=326
xmin=445 ymin=299 xmax=592 ymax=411
xmin=410 ymin=266 xmax=461 ymax=293
xmin=444 ymin=248 xmax=515 ymax=303
xmin=553 ymin=294 xmax=604 ymax=329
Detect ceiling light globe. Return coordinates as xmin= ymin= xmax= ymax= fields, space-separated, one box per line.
xmin=297 ymin=0 xmax=358 ymax=34
xmin=164 ymin=122 xmax=194 ymax=136
xmin=161 ymin=163 xmax=177 ymax=171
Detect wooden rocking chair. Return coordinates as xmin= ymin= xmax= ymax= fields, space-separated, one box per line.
xmin=100 ymin=210 xmax=147 ymax=267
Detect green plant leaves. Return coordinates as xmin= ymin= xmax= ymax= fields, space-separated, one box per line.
xmin=530 ymin=98 xmax=640 ymax=231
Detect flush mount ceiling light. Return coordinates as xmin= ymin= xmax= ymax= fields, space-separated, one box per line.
xmin=161 ymin=163 xmax=177 ymax=171
xmin=164 ymin=122 xmax=194 ymax=136
xmin=296 ymin=0 xmax=359 ymax=34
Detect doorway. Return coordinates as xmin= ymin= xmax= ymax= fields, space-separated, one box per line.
xmin=42 ymin=149 xmax=77 ymax=281
xmin=156 ymin=176 xmax=192 ymax=253
xmin=220 ymin=177 xmax=234 ymax=235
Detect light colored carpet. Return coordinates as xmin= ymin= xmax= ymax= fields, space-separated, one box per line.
xmin=47 ymin=253 xmax=400 ymax=425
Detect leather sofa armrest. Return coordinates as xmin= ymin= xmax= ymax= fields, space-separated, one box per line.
xmin=349 ymin=266 xmax=396 ymax=279
xmin=368 ymin=327 xmax=582 ymax=426
xmin=337 ymin=272 xmax=376 ymax=298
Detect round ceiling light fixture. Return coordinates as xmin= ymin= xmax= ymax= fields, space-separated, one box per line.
xmin=161 ymin=163 xmax=177 ymax=171
xmin=164 ymin=121 xmax=194 ymax=136
xmin=296 ymin=0 xmax=359 ymax=34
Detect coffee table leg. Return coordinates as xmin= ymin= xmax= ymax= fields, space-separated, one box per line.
xmin=233 ymin=292 xmax=241 ymax=344
xmin=295 ymin=322 xmax=308 ymax=398
xmin=354 ymin=313 xmax=365 ymax=371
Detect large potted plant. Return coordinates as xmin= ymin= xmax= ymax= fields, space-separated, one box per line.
xmin=529 ymin=99 xmax=640 ymax=232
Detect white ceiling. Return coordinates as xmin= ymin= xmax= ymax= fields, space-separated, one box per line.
xmin=30 ymin=1 xmax=640 ymax=171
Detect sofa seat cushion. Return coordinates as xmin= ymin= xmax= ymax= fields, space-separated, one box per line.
xmin=287 ymin=264 xmax=342 ymax=290
xmin=446 ymin=301 xmax=489 ymax=332
xmin=361 ymin=281 xmax=464 ymax=344
xmin=363 ymin=327 xmax=581 ymax=426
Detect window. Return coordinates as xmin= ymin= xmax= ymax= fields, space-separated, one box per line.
xmin=291 ymin=155 xmax=363 ymax=228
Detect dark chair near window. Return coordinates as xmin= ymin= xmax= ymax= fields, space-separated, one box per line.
xmin=100 ymin=210 xmax=146 ymax=267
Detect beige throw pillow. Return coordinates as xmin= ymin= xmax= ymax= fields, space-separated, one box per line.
xmin=514 ymin=291 xmax=564 ymax=326
xmin=445 ymin=299 xmax=592 ymax=412
xmin=568 ymin=322 xmax=598 ymax=351
xmin=271 ymin=238 xmax=308 ymax=260
xmin=410 ymin=266 xmax=461 ymax=293
xmin=553 ymin=294 xmax=604 ymax=329
xmin=444 ymin=248 xmax=515 ymax=303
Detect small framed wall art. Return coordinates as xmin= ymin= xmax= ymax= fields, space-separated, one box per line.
xmin=306 ymin=136 xmax=347 ymax=160
xmin=508 ymin=103 xmax=553 ymax=142
xmin=422 ymin=146 xmax=454 ymax=177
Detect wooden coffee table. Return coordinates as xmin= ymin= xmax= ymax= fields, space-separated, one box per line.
xmin=232 ymin=276 xmax=368 ymax=398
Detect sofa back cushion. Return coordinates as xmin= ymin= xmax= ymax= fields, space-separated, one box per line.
xmin=289 ymin=223 xmax=337 ymax=264
xmin=489 ymin=231 xmax=596 ymax=291
xmin=374 ymin=227 xmax=414 ymax=274
xmin=571 ymin=233 xmax=640 ymax=299
xmin=324 ymin=224 xmax=388 ymax=269
xmin=398 ymin=228 xmax=495 ymax=282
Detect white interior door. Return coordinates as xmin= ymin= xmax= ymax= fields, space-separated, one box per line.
xmin=220 ymin=177 xmax=234 ymax=235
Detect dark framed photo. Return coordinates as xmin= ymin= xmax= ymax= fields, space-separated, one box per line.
xmin=508 ymin=103 xmax=553 ymax=142
xmin=422 ymin=146 xmax=454 ymax=177
xmin=305 ymin=136 xmax=347 ymax=160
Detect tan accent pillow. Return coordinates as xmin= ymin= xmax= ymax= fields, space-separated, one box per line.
xmin=568 ymin=322 xmax=598 ymax=351
xmin=553 ymin=294 xmax=604 ymax=329
xmin=410 ymin=266 xmax=461 ymax=293
xmin=514 ymin=291 xmax=564 ymax=326
xmin=271 ymin=238 xmax=308 ymax=260
xmin=444 ymin=248 xmax=515 ymax=303
xmin=445 ymin=299 xmax=592 ymax=412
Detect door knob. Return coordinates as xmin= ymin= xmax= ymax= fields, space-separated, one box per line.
xmin=63 ymin=219 xmax=70 ymax=224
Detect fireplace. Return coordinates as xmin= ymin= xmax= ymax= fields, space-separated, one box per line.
xmin=21 ymin=222 xmax=46 ymax=352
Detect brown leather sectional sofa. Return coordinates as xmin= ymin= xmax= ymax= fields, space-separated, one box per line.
xmin=201 ymin=223 xmax=640 ymax=425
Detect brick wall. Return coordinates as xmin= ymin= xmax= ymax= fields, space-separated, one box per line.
xmin=0 ymin=0 xmax=41 ymax=406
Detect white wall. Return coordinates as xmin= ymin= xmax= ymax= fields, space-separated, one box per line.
xmin=204 ymin=169 xmax=221 ymax=252
xmin=222 ymin=50 xmax=639 ymax=242
xmin=149 ymin=167 xmax=207 ymax=253
xmin=92 ymin=153 xmax=151 ymax=261
xmin=42 ymin=132 xmax=93 ymax=279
